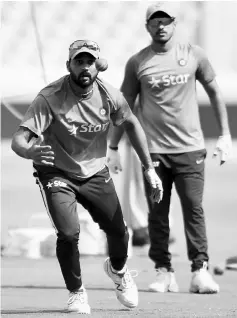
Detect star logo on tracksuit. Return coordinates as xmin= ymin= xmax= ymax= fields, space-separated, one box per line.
xmin=46 ymin=181 xmax=67 ymax=188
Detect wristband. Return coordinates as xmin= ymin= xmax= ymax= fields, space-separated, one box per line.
xmin=109 ymin=146 xmax=118 ymax=151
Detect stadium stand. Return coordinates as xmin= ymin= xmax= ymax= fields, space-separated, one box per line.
xmin=2 ymin=1 xmax=237 ymax=138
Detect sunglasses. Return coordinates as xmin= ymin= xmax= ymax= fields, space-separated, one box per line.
xmin=69 ymin=40 xmax=100 ymax=52
xmin=148 ymin=17 xmax=175 ymax=28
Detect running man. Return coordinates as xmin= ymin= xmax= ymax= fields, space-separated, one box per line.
xmin=11 ymin=39 xmax=163 ymax=314
xmin=107 ymin=2 xmax=232 ymax=294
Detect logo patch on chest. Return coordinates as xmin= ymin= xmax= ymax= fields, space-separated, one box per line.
xmin=178 ymin=59 xmax=187 ymax=66
xmin=99 ymin=108 xmax=107 ymax=116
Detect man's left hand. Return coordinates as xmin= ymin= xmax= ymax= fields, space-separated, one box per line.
xmin=213 ymin=134 xmax=233 ymax=165
xmin=106 ymin=147 xmax=122 ymax=174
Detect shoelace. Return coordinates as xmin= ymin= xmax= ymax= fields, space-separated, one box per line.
xmin=68 ymin=291 xmax=86 ymax=305
xmin=121 ymin=269 xmax=138 ymax=288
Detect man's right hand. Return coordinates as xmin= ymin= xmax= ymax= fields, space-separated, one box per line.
xmin=106 ymin=147 xmax=122 ymax=174
xmin=144 ymin=168 xmax=163 ymax=203
xmin=213 ymin=134 xmax=233 ymax=165
xmin=26 ymin=135 xmax=55 ymax=166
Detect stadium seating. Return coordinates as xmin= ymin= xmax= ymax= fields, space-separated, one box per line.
xmin=2 ymin=1 xmax=201 ymax=97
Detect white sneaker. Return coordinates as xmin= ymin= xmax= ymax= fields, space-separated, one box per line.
xmin=148 ymin=268 xmax=179 ymax=293
xmin=189 ymin=262 xmax=220 ymax=294
xmin=67 ymin=285 xmax=91 ymax=314
xmin=104 ymin=257 xmax=138 ymax=308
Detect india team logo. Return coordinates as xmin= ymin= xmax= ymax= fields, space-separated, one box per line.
xmin=179 ymin=59 xmax=186 ymax=66
xmin=99 ymin=108 xmax=106 ymax=116
xmin=176 ymin=43 xmax=190 ymax=67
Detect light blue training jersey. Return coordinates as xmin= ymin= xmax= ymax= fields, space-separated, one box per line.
xmin=121 ymin=43 xmax=216 ymax=153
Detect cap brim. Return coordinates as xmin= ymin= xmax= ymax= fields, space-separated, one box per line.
xmin=71 ymin=47 xmax=98 ymax=59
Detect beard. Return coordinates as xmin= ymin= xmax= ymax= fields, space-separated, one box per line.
xmin=154 ymin=32 xmax=173 ymax=44
xmin=70 ymin=70 xmax=95 ymax=88
xmin=156 ymin=38 xmax=169 ymax=44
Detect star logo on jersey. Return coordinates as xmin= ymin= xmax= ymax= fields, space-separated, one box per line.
xmin=149 ymin=73 xmax=190 ymax=89
xmin=100 ymin=108 xmax=106 ymax=116
xmin=46 ymin=182 xmax=53 ymax=188
xmin=149 ymin=76 xmax=161 ymax=88
xmin=69 ymin=124 xmax=78 ymax=136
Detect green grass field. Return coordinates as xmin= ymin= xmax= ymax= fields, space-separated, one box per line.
xmin=1 ymin=139 xmax=237 ymax=317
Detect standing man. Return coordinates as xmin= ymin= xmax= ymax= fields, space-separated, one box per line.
xmin=11 ymin=39 xmax=163 ymax=314
xmin=107 ymin=2 xmax=232 ymax=294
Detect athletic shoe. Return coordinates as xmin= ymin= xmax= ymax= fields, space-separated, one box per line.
xmin=189 ymin=262 xmax=220 ymax=294
xmin=67 ymin=285 xmax=91 ymax=314
xmin=148 ymin=267 xmax=179 ymax=292
xmin=104 ymin=257 xmax=138 ymax=308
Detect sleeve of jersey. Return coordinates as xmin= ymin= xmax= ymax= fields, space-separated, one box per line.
xmin=120 ymin=56 xmax=140 ymax=99
xmin=193 ymin=45 xmax=216 ymax=85
xmin=110 ymin=92 xmax=133 ymax=127
xmin=19 ymin=94 xmax=53 ymax=136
